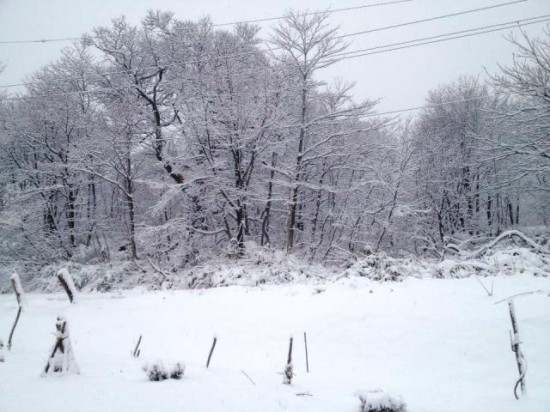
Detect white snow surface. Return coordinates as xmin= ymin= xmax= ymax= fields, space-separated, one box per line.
xmin=1 ymin=274 xmax=549 ymax=411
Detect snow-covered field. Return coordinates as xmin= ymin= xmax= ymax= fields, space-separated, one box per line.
xmin=1 ymin=275 xmax=549 ymax=411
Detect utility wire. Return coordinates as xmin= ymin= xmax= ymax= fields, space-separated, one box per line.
xmin=336 ymin=0 xmax=527 ymax=40
xmin=0 ymin=3 xmax=537 ymax=90
xmin=0 ymin=0 xmax=524 ymax=53
xmin=0 ymin=17 xmax=545 ymax=104
xmin=215 ymin=0 xmax=412 ymax=27
xmin=362 ymin=96 xmax=490 ymax=118
xmin=0 ymin=0 xmax=411 ymax=45
xmin=330 ymin=16 xmax=550 ymax=61
xmin=1 ymin=13 xmax=547 ymax=97
xmin=333 ymin=15 xmax=550 ymax=58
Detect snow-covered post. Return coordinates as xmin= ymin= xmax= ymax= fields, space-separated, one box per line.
xmin=0 ymin=339 xmax=4 ymax=362
xmin=508 ymin=300 xmax=527 ymax=399
xmin=206 ymin=336 xmax=217 ymax=368
xmin=283 ymin=336 xmax=293 ymax=384
xmin=43 ymin=316 xmax=80 ymax=375
xmin=11 ymin=272 xmax=24 ymax=306
xmin=133 ymin=335 xmax=142 ymax=358
xmin=57 ymin=268 xmax=77 ymax=303
xmin=496 ymin=293 xmax=537 ymax=400
xmin=7 ymin=272 xmax=25 ymax=350
xmin=304 ymin=332 xmax=310 ymax=373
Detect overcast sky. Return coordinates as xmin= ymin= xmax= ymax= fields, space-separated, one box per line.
xmin=0 ymin=0 xmax=549 ymax=112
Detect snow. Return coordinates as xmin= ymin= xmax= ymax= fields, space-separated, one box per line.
xmin=1 ymin=274 xmax=549 ymax=411
xmin=356 ymin=389 xmax=407 ymax=411
xmin=42 ymin=316 xmax=80 ymax=376
xmin=57 ymin=268 xmax=78 ymax=303
xmin=5 ymin=243 xmax=548 ymax=293
xmin=10 ymin=272 xmax=25 ymax=307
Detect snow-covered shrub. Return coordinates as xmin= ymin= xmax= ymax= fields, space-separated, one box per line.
xmin=143 ymin=361 xmax=168 ymax=381
xmin=72 ymin=244 xmax=108 ymax=265
xmin=224 ymin=238 xmax=241 ymax=258
xmin=169 ymin=362 xmax=185 ymax=379
xmin=142 ymin=360 xmax=185 ymax=381
xmin=42 ymin=316 xmax=80 ymax=376
xmin=0 ymin=339 xmax=4 ymax=362
xmin=343 ymin=254 xmax=421 ymax=282
xmin=357 ymin=390 xmax=407 ymax=412
xmin=435 ymin=246 xmax=550 ymax=278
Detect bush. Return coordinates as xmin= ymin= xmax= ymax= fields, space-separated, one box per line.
xmin=170 ymin=362 xmax=185 ymax=379
xmin=142 ymin=360 xmax=185 ymax=381
xmin=357 ymin=390 xmax=407 ymax=412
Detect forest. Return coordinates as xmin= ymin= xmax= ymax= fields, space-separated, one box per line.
xmin=0 ymin=10 xmax=548 ymax=281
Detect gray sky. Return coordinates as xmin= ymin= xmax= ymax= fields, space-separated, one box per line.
xmin=0 ymin=0 xmax=549 ymax=112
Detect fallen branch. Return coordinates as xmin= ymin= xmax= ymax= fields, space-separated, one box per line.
xmin=468 ymin=230 xmax=549 ymax=259
xmin=241 ymin=370 xmax=256 ymax=385
xmin=474 ymin=276 xmax=493 ymax=297
xmin=494 ymin=290 xmax=548 ymax=304
xmin=145 ymin=257 xmax=168 ymax=280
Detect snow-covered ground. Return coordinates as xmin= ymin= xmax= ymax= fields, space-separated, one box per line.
xmin=1 ymin=275 xmax=549 ymax=411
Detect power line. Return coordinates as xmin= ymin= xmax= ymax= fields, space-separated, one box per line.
xmin=334 ymin=15 xmax=550 ymax=58
xmin=1 ymin=15 xmax=546 ymax=102
xmin=330 ymin=16 xmax=550 ymax=61
xmin=337 ymin=0 xmax=527 ymax=40
xmin=214 ymin=0 xmax=412 ymax=27
xmin=0 ymin=0 xmax=411 ymax=45
xmin=0 ymin=0 xmax=524 ymax=48
xmin=362 ymin=96 xmax=489 ymax=118
xmin=0 ymin=2 xmax=535 ymax=90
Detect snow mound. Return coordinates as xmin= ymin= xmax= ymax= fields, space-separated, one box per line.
xmin=341 ymin=254 xmax=425 ymax=281
xmin=436 ymin=247 xmax=550 ymax=278
xmin=356 ymin=389 xmax=407 ymax=412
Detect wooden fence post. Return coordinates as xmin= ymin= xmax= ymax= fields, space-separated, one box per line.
xmin=7 ymin=273 xmax=24 ymax=350
xmin=508 ymin=300 xmax=527 ymax=399
xmin=283 ymin=336 xmax=293 ymax=384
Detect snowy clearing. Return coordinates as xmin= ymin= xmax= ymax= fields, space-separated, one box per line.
xmin=1 ymin=275 xmax=549 ymax=411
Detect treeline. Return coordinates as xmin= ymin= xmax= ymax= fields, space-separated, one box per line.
xmin=0 ymin=11 xmax=548 ymax=273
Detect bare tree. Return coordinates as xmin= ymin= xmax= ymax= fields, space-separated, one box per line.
xmin=270 ymin=11 xmax=377 ymax=253
xmin=487 ymin=26 xmax=550 ymax=228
